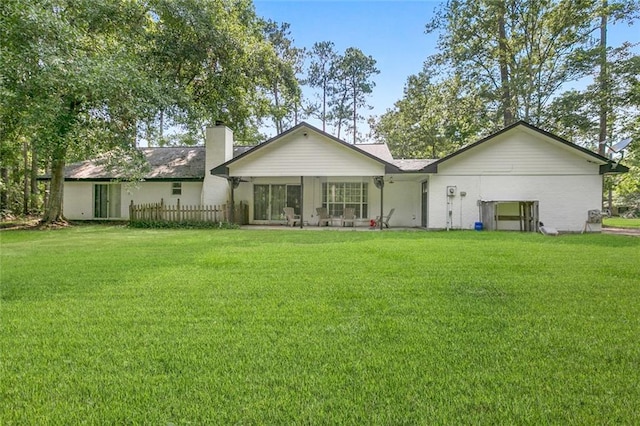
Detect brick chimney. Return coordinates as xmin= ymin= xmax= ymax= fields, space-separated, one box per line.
xmin=202 ymin=124 xmax=234 ymax=205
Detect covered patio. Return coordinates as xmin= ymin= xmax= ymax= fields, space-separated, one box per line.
xmin=224 ymin=175 xmax=394 ymax=230
xmin=211 ymin=123 xmax=423 ymax=230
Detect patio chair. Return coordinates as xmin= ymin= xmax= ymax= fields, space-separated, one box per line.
xmin=375 ymin=208 xmax=395 ymax=228
xmin=341 ymin=207 xmax=357 ymax=227
xmin=283 ymin=207 xmax=300 ymax=227
xmin=539 ymin=223 xmax=559 ymax=236
xmin=316 ymin=207 xmax=331 ymax=226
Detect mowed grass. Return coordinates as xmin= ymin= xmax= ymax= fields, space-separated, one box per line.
xmin=604 ymin=217 xmax=640 ymax=228
xmin=1 ymin=227 xmax=639 ymax=424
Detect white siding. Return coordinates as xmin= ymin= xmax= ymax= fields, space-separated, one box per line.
xmin=64 ymin=182 xmax=94 ymax=220
xmin=63 ymin=181 xmax=203 ymax=220
xmin=123 ymin=181 xmax=203 ymax=210
xmin=425 ymin=127 xmax=605 ymax=232
xmin=441 ymin=128 xmax=600 ymax=176
xmin=229 ymin=130 xmax=385 ymax=177
xmin=201 ymin=175 xmax=230 ymax=206
xmin=382 ymin=180 xmax=422 ymax=228
xmin=428 ymin=174 xmax=603 ymax=232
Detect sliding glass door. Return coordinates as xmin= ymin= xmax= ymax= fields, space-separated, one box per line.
xmin=254 ymin=184 xmax=300 ymax=221
xmin=94 ymin=184 xmax=121 ymax=218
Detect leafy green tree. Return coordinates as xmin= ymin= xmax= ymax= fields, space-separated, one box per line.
xmin=425 ymin=0 xmax=599 ymax=128
xmin=329 ymin=47 xmax=379 ymax=143
xmin=543 ymin=1 xmax=639 ymax=209
xmin=141 ymin=0 xmax=292 ymax=145
xmin=260 ymin=21 xmax=304 ymax=134
xmin=1 ymin=0 xmax=298 ymax=221
xmin=594 ymin=0 xmax=640 ymax=154
xmin=373 ymin=72 xmax=489 ymax=158
xmin=547 ymin=46 xmax=639 ymax=146
xmin=307 ymin=41 xmax=339 ymax=132
xmin=1 ymin=0 xmax=156 ymax=222
xmin=616 ymin=143 xmax=640 ymax=212
xmin=609 ymin=55 xmax=640 ymax=210
xmin=377 ymin=0 xmax=638 ymax=171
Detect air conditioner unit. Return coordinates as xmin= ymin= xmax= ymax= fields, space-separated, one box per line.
xmin=446 ymin=186 xmax=456 ymax=197
xmin=587 ymin=209 xmax=602 ymax=224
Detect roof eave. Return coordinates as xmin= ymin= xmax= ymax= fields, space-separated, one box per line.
xmin=385 ymin=163 xmax=402 ymax=174
xmin=416 ymin=121 xmax=623 ymax=173
xmin=210 ymin=121 xmax=399 ymax=176
xmin=422 ymin=164 xmax=438 ymax=173
xmin=211 ymin=164 xmax=229 ymax=177
xmin=39 ymin=177 xmax=204 ymax=182
xmin=600 ymin=162 xmax=629 ymax=174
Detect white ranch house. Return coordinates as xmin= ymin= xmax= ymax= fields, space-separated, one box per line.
xmin=62 ymin=121 xmax=627 ymax=232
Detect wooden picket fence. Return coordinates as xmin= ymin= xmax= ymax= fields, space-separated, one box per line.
xmin=129 ymin=199 xmax=248 ymax=224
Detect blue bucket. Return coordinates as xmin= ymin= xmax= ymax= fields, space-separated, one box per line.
xmin=474 ymin=222 xmax=483 ymax=231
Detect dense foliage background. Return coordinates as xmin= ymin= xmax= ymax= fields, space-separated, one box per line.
xmin=1 ymin=0 xmax=638 ymax=221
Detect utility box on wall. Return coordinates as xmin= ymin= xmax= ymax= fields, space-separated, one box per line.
xmin=446 ymin=186 xmax=456 ymax=197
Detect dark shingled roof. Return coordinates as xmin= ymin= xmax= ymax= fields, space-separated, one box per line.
xmin=62 ymin=146 xmax=254 ymax=181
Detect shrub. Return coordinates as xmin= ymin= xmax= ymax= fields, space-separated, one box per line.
xmin=128 ymin=220 xmax=239 ymax=229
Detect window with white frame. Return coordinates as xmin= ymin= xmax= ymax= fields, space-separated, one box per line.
xmin=322 ymin=182 xmax=368 ymax=218
xmin=172 ymin=182 xmax=182 ymax=195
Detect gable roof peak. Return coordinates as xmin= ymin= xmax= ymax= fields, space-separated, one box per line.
xmin=420 ymin=121 xmax=627 ymax=174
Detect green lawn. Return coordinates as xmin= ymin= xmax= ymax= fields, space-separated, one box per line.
xmin=604 ymin=217 xmax=640 ymax=229
xmin=2 ymin=227 xmax=639 ymax=424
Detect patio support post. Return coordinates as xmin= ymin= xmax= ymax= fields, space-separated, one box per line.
xmin=300 ymin=175 xmax=304 ymax=228
xmin=380 ymin=181 xmax=384 ymax=230
xmin=373 ymin=176 xmax=385 ymax=230
xmin=228 ymin=177 xmax=241 ymax=224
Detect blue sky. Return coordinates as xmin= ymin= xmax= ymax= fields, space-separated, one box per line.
xmin=253 ymin=0 xmax=640 ymax=136
xmin=253 ymin=0 xmax=441 ymax=134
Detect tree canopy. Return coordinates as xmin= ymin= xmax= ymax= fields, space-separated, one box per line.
xmin=2 ymin=0 xmax=638 ymax=219
xmin=0 ymin=0 xmax=299 ymax=221
xmin=371 ymin=0 xmax=639 ymax=207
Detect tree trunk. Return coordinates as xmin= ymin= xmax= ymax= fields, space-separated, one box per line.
xmin=498 ymin=6 xmax=513 ymax=126
xmin=22 ymin=140 xmax=29 ymax=215
xmin=598 ymin=0 xmax=608 ymax=156
xmin=30 ymin=142 xmax=39 ymax=213
xmin=322 ymin=79 xmax=327 ymax=132
xmin=352 ymin=85 xmax=357 ymax=144
xmin=336 ymin=89 xmax=349 ymax=140
xmin=43 ymin=162 xmax=50 ymax=213
xmin=42 ymin=157 xmax=66 ymax=223
xmin=0 ymin=167 xmax=8 ymax=211
xmin=273 ymin=82 xmax=282 ymax=134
